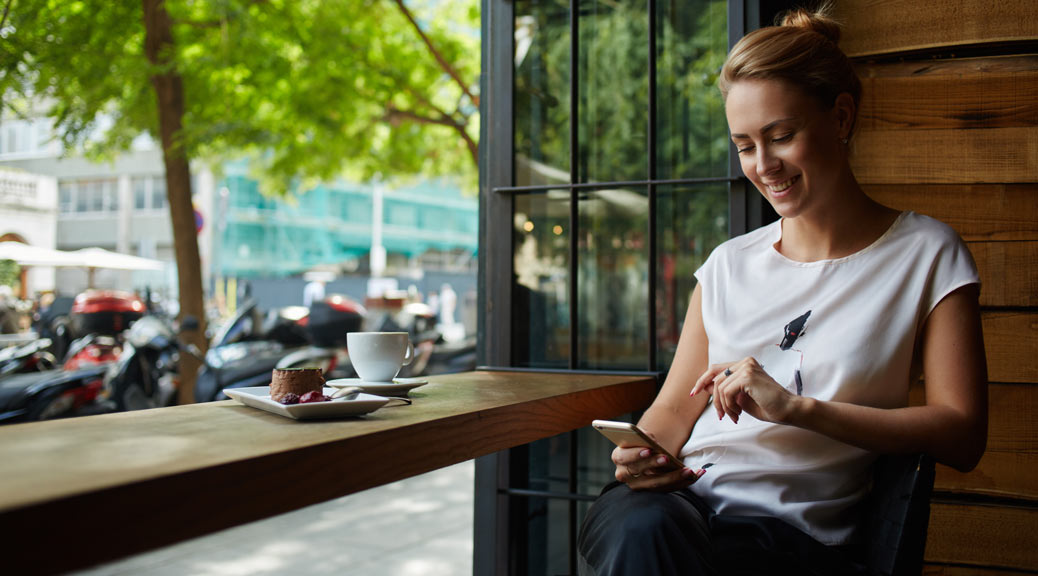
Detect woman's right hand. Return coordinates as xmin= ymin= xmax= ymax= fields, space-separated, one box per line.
xmin=612 ymin=444 xmax=705 ymax=492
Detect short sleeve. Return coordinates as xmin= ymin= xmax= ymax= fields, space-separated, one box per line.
xmin=923 ymin=220 xmax=980 ymax=316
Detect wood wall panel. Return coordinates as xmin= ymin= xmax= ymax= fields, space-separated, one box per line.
xmin=925 ymin=502 xmax=1038 ymax=571
xmin=863 ymin=184 xmax=1038 ymax=242
xmin=969 ymin=241 xmax=1038 ymax=308
xmin=850 ymin=127 xmax=1038 ymax=184
xmin=838 ymin=1 xmax=1038 ymax=572
xmin=856 ymin=55 xmax=1038 ymax=132
xmin=983 ymin=312 xmax=1038 ymax=383
xmin=923 ymin=565 xmax=1035 ymax=576
xmin=911 ymin=382 xmax=1038 ymax=501
xmin=834 ymin=0 xmax=1038 ymax=58
xmin=936 ymin=451 xmax=1038 ymax=502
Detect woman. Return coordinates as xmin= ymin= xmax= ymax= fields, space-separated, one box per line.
xmin=577 ymin=5 xmax=988 ymax=575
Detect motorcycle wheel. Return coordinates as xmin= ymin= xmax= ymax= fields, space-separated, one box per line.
xmin=28 ymin=388 xmax=75 ymax=421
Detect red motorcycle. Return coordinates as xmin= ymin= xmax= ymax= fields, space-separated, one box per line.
xmin=0 ymin=291 xmax=145 ymax=423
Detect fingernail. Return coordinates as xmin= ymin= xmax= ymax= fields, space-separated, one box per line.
xmin=657 ymin=456 xmax=667 ymax=465
xmin=696 ymin=468 xmax=707 ymax=478
xmin=682 ymin=468 xmax=695 ymax=478
xmin=690 ymin=389 xmax=696 ymax=397
xmin=639 ymin=449 xmax=651 ymax=458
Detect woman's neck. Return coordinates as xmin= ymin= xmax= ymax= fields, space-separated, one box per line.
xmin=775 ymin=188 xmax=900 ymax=262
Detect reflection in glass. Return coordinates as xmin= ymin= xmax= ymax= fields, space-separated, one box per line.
xmin=656 ymin=0 xmax=728 ymax=179
xmin=578 ymin=0 xmax=648 ymax=183
xmin=525 ymin=422 xmax=632 ymax=576
xmin=515 ymin=0 xmax=571 ymax=188
xmin=655 ymin=183 xmax=728 ymax=369
xmin=578 ymin=187 xmax=648 ymax=370
xmin=525 ymin=433 xmax=572 ymax=575
xmin=513 ymin=192 xmax=571 ymax=368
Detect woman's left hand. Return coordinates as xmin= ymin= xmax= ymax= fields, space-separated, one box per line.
xmin=690 ymin=358 xmax=799 ymax=425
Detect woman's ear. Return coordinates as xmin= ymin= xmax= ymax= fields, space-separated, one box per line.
xmin=833 ymin=92 xmax=857 ymax=140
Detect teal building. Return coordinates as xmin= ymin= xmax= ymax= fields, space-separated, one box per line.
xmin=213 ymin=161 xmax=478 ymax=279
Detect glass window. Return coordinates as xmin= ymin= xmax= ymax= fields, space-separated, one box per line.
xmin=655 ymin=182 xmax=729 ymax=368
xmin=578 ymin=187 xmax=648 ymax=369
xmin=387 ymin=202 xmax=417 ymax=227
xmin=513 ymin=192 xmax=570 ymax=368
xmin=578 ymin=1 xmax=648 ymax=183
xmin=514 ymin=0 xmax=571 ymax=187
xmin=656 ymin=0 xmax=730 ymax=179
xmin=487 ymin=1 xmax=739 ymax=572
xmin=133 ymin=177 xmax=148 ymax=210
xmin=151 ymin=177 xmax=167 ymax=211
xmin=103 ymin=179 xmax=118 ymax=212
xmin=59 ymin=182 xmax=74 ymax=214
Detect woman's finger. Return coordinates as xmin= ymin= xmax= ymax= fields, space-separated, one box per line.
xmin=694 ymin=361 xmax=738 ymax=396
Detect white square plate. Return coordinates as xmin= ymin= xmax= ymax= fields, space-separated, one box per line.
xmin=224 ymin=386 xmax=389 ymax=420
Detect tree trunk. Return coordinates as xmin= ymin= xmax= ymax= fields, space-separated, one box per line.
xmin=143 ymin=0 xmax=205 ymax=404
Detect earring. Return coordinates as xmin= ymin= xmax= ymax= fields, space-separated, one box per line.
xmin=841 ymin=138 xmax=849 ymax=145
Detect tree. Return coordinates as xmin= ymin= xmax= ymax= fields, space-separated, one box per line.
xmin=0 ymin=0 xmax=480 ymax=403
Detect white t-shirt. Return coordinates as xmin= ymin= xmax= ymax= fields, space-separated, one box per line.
xmin=681 ymin=211 xmax=979 ymax=545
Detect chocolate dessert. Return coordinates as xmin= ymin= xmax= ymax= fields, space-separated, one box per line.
xmin=270 ymin=368 xmax=325 ymax=402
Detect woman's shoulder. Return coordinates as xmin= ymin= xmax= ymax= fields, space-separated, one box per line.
xmin=717 ymin=219 xmax=781 ymax=255
xmin=891 ymin=211 xmax=966 ymax=248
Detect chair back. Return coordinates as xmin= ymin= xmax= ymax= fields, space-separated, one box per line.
xmin=860 ymin=453 xmax=936 ymax=576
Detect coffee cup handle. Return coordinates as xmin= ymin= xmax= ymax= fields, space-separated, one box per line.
xmin=402 ymin=342 xmax=414 ymax=366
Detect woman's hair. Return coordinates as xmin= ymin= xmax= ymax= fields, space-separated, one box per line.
xmin=719 ymin=3 xmax=861 ymax=113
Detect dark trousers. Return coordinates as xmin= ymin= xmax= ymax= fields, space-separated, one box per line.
xmin=577 ymin=482 xmax=867 ymax=576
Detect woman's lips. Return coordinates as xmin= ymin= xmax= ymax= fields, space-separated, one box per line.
xmin=765 ymin=175 xmax=800 ymax=196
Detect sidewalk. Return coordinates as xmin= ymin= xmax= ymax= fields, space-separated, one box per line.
xmin=74 ymin=460 xmax=475 ymax=576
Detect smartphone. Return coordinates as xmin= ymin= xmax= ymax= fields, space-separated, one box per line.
xmin=591 ymin=420 xmax=685 ymax=470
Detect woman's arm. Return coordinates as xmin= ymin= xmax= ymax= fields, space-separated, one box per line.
xmin=638 ymin=284 xmax=712 ymax=454
xmin=692 ymin=285 xmax=988 ymax=472
xmin=613 ymin=285 xmax=712 ymax=490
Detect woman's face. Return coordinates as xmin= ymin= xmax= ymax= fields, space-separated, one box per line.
xmin=725 ymin=79 xmax=850 ymax=220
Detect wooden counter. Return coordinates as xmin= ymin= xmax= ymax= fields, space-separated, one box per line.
xmin=0 ymin=370 xmax=656 ymax=575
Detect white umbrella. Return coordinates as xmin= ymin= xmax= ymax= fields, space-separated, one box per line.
xmin=69 ymin=248 xmax=166 ymax=289
xmin=0 ymin=242 xmax=166 ymax=288
xmin=0 ymin=241 xmax=85 ymax=267
xmin=70 ymin=247 xmax=165 ymax=271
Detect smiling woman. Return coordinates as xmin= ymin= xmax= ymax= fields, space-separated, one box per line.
xmin=576 ymin=4 xmax=988 ymax=575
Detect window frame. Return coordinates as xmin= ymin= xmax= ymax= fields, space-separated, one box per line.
xmin=475 ymin=1 xmax=785 ymax=573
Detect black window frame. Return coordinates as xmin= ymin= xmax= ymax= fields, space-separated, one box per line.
xmin=475 ymin=1 xmax=787 ymax=573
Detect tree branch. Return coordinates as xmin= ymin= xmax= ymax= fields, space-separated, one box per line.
xmin=0 ymin=0 xmax=12 ymax=32
xmin=384 ymin=106 xmax=477 ymax=166
xmin=384 ymin=105 xmax=461 ymax=129
xmin=391 ymin=0 xmax=479 ymax=107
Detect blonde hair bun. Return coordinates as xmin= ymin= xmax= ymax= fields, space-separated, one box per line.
xmin=780 ymin=4 xmax=842 ymax=46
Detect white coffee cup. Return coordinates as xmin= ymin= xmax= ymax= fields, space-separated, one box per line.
xmin=347 ymin=332 xmax=415 ymax=382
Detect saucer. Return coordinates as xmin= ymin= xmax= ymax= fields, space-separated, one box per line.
xmin=224 ymin=387 xmax=389 ymax=420
xmin=325 ymin=377 xmax=429 ymax=397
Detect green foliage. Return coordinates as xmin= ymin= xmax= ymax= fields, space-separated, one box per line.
xmin=0 ymin=0 xmax=480 ymax=193
xmin=0 ymin=260 xmax=20 ymax=289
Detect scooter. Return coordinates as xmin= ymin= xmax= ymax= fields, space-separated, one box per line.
xmin=194 ymin=298 xmax=319 ymax=402
xmin=100 ymin=314 xmax=183 ymax=412
xmin=0 ymin=362 xmax=113 ymax=423
xmin=0 ymin=338 xmax=57 ymax=377
xmin=272 ymin=295 xmax=366 ymax=378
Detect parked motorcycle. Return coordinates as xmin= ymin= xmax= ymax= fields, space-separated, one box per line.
xmin=0 ymin=363 xmax=112 ymax=423
xmin=194 ymin=298 xmax=320 ymax=402
xmin=100 ymin=314 xmax=184 ymax=411
xmin=0 ymin=338 xmax=57 ymax=377
xmin=0 ymin=291 xmax=146 ymax=424
xmin=273 ymin=295 xmax=366 ymax=378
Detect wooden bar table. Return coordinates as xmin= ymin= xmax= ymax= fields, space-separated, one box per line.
xmin=0 ymin=370 xmax=656 ymax=575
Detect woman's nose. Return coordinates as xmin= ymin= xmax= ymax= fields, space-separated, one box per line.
xmin=756 ymin=147 xmax=781 ymax=177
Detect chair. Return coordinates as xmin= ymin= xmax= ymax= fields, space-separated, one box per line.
xmin=860 ymin=453 xmax=936 ymax=576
